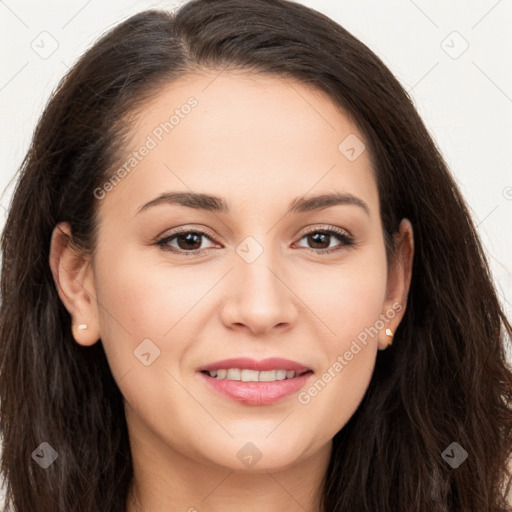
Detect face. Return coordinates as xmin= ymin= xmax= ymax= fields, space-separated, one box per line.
xmin=52 ymin=70 xmax=411 ymax=473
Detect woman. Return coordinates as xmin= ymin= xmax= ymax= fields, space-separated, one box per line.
xmin=1 ymin=0 xmax=511 ymax=510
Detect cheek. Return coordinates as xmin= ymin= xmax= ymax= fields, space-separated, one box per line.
xmin=293 ymin=250 xmax=387 ymax=433
xmin=92 ymin=244 xmax=192 ymax=381
xmin=302 ymin=248 xmax=388 ymax=343
xmin=92 ymin=246 xmax=206 ymax=434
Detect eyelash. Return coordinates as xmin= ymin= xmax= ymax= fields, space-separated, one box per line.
xmin=155 ymin=225 xmax=355 ymax=256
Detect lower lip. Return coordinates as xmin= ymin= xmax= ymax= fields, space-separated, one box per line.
xmin=199 ymin=371 xmax=313 ymax=405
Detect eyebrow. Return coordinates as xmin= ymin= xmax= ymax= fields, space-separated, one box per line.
xmin=136 ymin=191 xmax=370 ymax=217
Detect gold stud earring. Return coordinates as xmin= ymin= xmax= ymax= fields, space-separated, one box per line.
xmin=385 ymin=328 xmax=394 ymax=346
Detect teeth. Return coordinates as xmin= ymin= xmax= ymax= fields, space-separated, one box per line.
xmin=241 ymin=369 xmax=260 ymax=382
xmin=276 ymin=369 xmax=287 ymax=380
xmin=207 ymin=368 xmax=302 ymax=381
xmin=226 ymin=368 xmax=240 ymax=380
xmin=257 ymin=370 xmax=277 ymax=382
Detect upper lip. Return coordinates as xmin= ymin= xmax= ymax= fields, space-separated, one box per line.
xmin=198 ymin=357 xmax=312 ymax=373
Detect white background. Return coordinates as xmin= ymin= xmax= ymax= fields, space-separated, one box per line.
xmin=0 ymin=0 xmax=511 ymax=503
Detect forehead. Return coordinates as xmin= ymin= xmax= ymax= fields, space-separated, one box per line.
xmin=102 ymin=70 xmax=378 ymax=219
xmin=130 ymin=69 xmax=361 ymax=148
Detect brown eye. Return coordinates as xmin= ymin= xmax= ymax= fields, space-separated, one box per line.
xmin=174 ymin=232 xmax=203 ymax=251
xmin=306 ymin=231 xmax=331 ymax=250
xmin=156 ymin=229 xmax=217 ymax=255
xmin=295 ymin=228 xmax=355 ymax=254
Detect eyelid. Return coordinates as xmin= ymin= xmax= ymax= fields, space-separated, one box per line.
xmin=295 ymin=223 xmax=352 ymax=239
xmin=156 ymin=225 xmax=220 ymax=243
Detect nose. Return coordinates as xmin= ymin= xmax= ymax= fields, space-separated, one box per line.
xmin=219 ymin=240 xmax=299 ymax=336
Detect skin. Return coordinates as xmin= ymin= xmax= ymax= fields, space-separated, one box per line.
xmin=49 ymin=70 xmax=414 ymax=512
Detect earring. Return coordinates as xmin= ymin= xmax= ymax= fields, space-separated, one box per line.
xmin=385 ymin=328 xmax=394 ymax=346
xmin=78 ymin=324 xmax=88 ymax=330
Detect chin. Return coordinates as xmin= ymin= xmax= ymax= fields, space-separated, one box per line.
xmin=200 ymin=435 xmax=314 ymax=473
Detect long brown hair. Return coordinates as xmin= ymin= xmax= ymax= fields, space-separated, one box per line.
xmin=1 ymin=1 xmax=511 ymax=510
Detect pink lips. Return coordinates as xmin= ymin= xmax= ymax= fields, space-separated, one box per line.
xmin=198 ymin=357 xmax=313 ymax=405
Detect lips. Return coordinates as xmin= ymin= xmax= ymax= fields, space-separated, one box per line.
xmin=197 ymin=357 xmax=314 ymax=405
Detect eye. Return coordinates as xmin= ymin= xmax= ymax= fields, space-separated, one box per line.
xmin=294 ymin=227 xmax=355 ymax=254
xmin=155 ymin=228 xmax=218 ymax=255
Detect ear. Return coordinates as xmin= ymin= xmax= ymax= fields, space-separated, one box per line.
xmin=378 ymin=218 xmax=414 ymax=350
xmin=48 ymin=222 xmax=100 ymax=346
